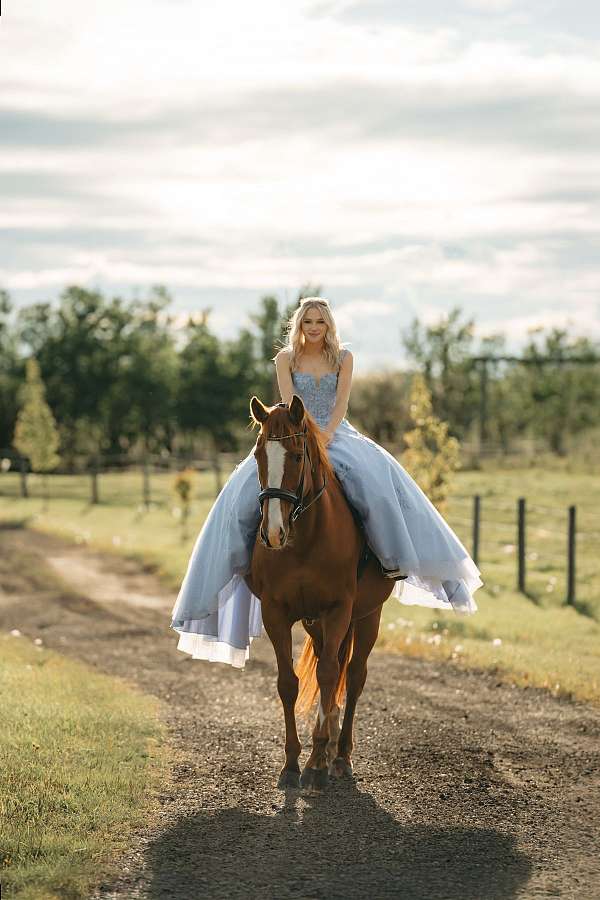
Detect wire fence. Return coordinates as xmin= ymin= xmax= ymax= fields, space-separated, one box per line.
xmin=2 ymin=452 xmax=598 ymax=616
xmin=447 ymin=493 xmax=599 ymax=612
xmin=0 ymin=450 xmax=239 ymax=508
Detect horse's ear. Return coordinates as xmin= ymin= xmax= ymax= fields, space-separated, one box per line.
xmin=250 ymin=396 xmax=269 ymax=424
xmin=289 ymin=394 xmax=305 ymax=425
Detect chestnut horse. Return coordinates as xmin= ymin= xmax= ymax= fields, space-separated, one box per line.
xmin=246 ymin=393 xmax=393 ymax=792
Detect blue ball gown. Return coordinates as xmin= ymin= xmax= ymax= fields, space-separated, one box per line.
xmin=171 ymin=350 xmax=483 ymax=667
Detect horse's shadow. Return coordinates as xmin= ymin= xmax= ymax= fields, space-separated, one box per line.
xmin=143 ymin=777 xmax=531 ymax=899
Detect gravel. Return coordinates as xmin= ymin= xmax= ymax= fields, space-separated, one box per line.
xmin=1 ymin=527 xmax=599 ymax=899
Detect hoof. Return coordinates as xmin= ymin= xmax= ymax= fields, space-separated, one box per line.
xmin=300 ymin=766 xmax=329 ymax=793
xmin=277 ymin=767 xmax=301 ymax=790
xmin=329 ymin=757 xmax=353 ymax=778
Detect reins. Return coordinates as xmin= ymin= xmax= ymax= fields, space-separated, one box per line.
xmin=257 ymin=421 xmax=327 ymax=524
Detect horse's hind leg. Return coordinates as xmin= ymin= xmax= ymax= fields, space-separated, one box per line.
xmin=331 ymin=604 xmax=382 ymax=778
xmin=303 ymin=621 xmax=343 ymax=769
xmin=301 ymin=603 xmax=352 ymax=792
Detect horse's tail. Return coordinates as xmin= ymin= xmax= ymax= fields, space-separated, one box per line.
xmin=296 ymin=622 xmax=355 ymax=718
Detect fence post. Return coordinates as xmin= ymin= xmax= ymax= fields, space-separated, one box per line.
xmin=567 ymin=505 xmax=576 ymax=606
xmin=143 ymin=455 xmax=151 ymax=509
xmin=517 ymin=497 xmax=526 ymax=593
xmin=90 ymin=456 xmax=99 ymax=504
xmin=19 ymin=457 xmax=29 ymax=498
xmin=472 ymin=494 xmax=480 ymax=566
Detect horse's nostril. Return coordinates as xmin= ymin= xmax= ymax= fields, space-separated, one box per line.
xmin=279 ymin=527 xmax=285 ymax=543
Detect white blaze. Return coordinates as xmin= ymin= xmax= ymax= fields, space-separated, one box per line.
xmin=265 ymin=441 xmax=285 ymax=535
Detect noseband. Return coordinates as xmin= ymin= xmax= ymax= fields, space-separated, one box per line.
xmin=257 ymin=413 xmax=327 ymax=525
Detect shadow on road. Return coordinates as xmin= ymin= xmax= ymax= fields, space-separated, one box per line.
xmin=144 ymin=778 xmax=531 ymax=899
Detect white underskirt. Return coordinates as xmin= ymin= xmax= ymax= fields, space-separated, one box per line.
xmin=174 ymin=561 xmax=480 ymax=668
xmin=176 ymin=631 xmax=257 ymax=668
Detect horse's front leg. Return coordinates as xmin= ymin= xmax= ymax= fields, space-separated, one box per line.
xmin=331 ymin=604 xmax=382 ymax=778
xmin=301 ymin=601 xmax=352 ymax=792
xmin=261 ymin=603 xmax=302 ymax=789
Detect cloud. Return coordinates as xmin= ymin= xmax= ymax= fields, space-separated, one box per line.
xmin=0 ymin=0 xmax=599 ymax=369
xmin=313 ymin=0 xmax=600 ymax=43
xmin=4 ymin=66 xmax=600 ymax=156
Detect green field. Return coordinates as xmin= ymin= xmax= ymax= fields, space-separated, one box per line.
xmin=0 ymin=630 xmax=170 ymax=900
xmin=1 ymin=464 xmax=599 ymax=705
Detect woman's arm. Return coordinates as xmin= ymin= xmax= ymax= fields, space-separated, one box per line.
xmin=275 ymin=350 xmax=295 ymax=405
xmin=324 ymin=350 xmax=353 ymax=442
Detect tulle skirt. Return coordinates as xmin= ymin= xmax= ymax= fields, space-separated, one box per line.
xmin=171 ymin=419 xmax=483 ymax=667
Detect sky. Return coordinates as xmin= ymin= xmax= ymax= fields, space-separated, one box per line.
xmin=2 ymin=0 xmax=600 ymax=370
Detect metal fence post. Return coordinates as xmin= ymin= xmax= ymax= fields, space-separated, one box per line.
xmin=517 ymin=497 xmax=526 ymax=593
xmin=567 ymin=505 xmax=576 ymax=605
xmin=143 ymin=455 xmax=151 ymax=509
xmin=472 ymin=494 xmax=480 ymax=567
xmin=90 ymin=456 xmax=99 ymax=504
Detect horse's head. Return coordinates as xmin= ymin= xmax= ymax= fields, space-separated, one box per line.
xmin=250 ymin=394 xmax=308 ymax=549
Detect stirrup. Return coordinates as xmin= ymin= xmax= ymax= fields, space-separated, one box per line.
xmin=382 ymin=566 xmax=408 ymax=581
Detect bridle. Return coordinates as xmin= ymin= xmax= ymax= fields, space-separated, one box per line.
xmin=257 ymin=407 xmax=327 ymax=529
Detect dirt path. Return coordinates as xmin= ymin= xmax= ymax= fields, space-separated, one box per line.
xmin=1 ymin=526 xmax=599 ymax=899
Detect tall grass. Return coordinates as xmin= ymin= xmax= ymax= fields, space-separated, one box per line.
xmin=0 ymin=633 xmax=170 ymax=900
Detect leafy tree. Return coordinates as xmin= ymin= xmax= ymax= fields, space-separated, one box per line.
xmin=177 ymin=312 xmax=250 ymax=493
xmin=16 ymin=286 xmax=124 ymax=462
xmin=348 ymin=371 xmax=411 ymax=452
xmin=249 ymin=295 xmax=281 ymax=405
xmin=518 ymin=328 xmax=600 ymax=455
xmin=401 ymin=373 xmax=459 ymax=512
xmin=0 ymin=289 xmax=20 ymax=450
xmin=113 ymin=285 xmax=179 ymax=456
xmin=13 ymin=358 xmax=61 ymax=507
xmin=16 ymin=284 xmax=179 ymax=464
xmin=402 ymin=307 xmax=479 ymax=439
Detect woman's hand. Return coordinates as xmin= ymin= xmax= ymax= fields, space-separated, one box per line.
xmin=321 ymin=428 xmax=334 ymax=447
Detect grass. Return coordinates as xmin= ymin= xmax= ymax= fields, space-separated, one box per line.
xmin=446 ymin=466 xmax=600 ymax=620
xmin=379 ymin=587 xmax=600 ymax=705
xmin=0 ymin=631 xmax=171 ymax=900
xmin=0 ymin=464 xmax=599 ymax=706
xmin=0 ymin=468 xmax=221 ymax=588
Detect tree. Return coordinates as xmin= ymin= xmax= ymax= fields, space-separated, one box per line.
xmin=177 ymin=313 xmax=245 ymax=494
xmin=13 ymin=358 xmax=61 ymax=507
xmin=518 ymin=328 xmax=600 ymax=456
xmin=249 ymin=295 xmax=283 ymax=405
xmin=0 ymin=289 xmax=21 ymax=450
xmin=402 ymin=307 xmax=479 ymax=439
xmin=15 ymin=284 xmax=180 ymax=464
xmin=401 ymin=374 xmax=459 ymax=513
xmin=348 ymin=371 xmax=411 ymax=453
xmin=114 ymin=285 xmax=179 ymax=456
xmin=16 ymin=286 xmax=123 ymax=463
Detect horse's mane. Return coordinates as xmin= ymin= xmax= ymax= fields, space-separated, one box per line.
xmin=302 ymin=409 xmax=335 ymax=481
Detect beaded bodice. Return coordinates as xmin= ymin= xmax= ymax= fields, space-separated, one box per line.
xmin=291 ymin=372 xmax=338 ymax=428
xmin=290 ymin=349 xmax=347 ymax=428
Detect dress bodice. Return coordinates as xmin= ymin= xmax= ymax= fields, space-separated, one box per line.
xmin=290 ymin=349 xmax=347 ymax=428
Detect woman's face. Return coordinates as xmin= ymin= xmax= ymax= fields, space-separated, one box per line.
xmin=301 ymin=306 xmax=328 ymax=346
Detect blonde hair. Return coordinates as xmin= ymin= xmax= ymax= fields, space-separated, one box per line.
xmin=276 ymin=297 xmax=345 ymax=372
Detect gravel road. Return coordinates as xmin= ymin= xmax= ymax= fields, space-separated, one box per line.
xmin=1 ymin=527 xmax=599 ymax=899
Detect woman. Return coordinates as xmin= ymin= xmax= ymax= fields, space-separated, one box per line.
xmin=171 ymin=297 xmax=482 ymax=666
